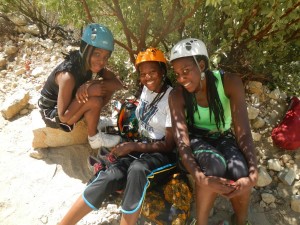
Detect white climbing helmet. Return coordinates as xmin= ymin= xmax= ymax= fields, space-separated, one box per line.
xmin=170 ymin=38 xmax=208 ymax=62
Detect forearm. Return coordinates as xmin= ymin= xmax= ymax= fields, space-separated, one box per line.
xmin=178 ymin=142 xmax=204 ymax=179
xmin=237 ymin=133 xmax=258 ymax=172
xmin=133 ymin=141 xmax=174 ymax=154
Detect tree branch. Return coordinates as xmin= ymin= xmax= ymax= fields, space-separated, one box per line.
xmin=78 ymin=0 xmax=94 ymax=23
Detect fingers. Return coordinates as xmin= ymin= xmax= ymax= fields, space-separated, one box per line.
xmin=76 ymin=85 xmax=89 ymax=103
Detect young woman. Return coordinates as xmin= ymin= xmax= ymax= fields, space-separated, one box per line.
xmin=38 ymin=23 xmax=123 ymax=149
xmin=168 ymin=38 xmax=258 ymax=225
xmin=59 ymin=47 xmax=176 ymax=225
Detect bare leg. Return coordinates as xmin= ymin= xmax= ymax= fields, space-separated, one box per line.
xmin=59 ymin=195 xmax=93 ymax=225
xmin=195 ymin=184 xmax=218 ymax=225
xmin=61 ymin=97 xmax=104 ymax=136
xmin=120 ymin=208 xmax=141 ymax=225
xmin=230 ymin=189 xmax=251 ymax=225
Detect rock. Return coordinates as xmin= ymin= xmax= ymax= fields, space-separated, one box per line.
xmin=7 ymin=13 xmax=28 ymax=26
xmin=291 ymin=195 xmax=300 ymax=213
xmin=261 ymin=193 xmax=276 ymax=204
xmin=19 ymin=108 xmax=29 ymax=115
xmin=252 ymin=117 xmax=265 ymax=129
xmin=4 ymin=45 xmax=18 ymax=55
xmin=247 ymin=81 xmax=263 ymax=95
xmin=31 ymin=109 xmax=88 ymax=149
xmin=277 ymin=183 xmax=293 ymax=198
xmin=31 ymin=66 xmax=44 ymax=77
xmin=281 ymin=154 xmax=293 ymax=164
xmin=268 ymin=159 xmax=283 ymax=172
xmin=252 ymin=132 xmax=262 ymax=142
xmin=15 ymin=67 xmax=26 ymax=76
xmin=0 ymin=89 xmax=30 ymax=119
xmin=16 ymin=24 xmax=40 ymax=36
xmin=0 ymin=56 xmax=7 ymax=67
xmin=250 ymin=93 xmax=261 ymax=107
xmin=268 ymin=89 xmax=281 ymax=100
xmin=247 ymin=106 xmax=260 ymax=120
xmin=278 ymin=168 xmax=296 ymax=186
xmin=256 ymin=166 xmax=272 ymax=187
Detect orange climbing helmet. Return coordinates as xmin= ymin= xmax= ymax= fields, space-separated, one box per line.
xmin=135 ymin=47 xmax=167 ymax=67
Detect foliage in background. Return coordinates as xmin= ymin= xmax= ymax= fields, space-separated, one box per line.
xmin=0 ymin=0 xmax=299 ymax=96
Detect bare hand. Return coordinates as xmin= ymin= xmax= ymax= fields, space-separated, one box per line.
xmin=111 ymin=142 xmax=136 ymax=158
xmin=96 ymin=80 xmax=108 ymax=96
xmin=76 ymin=81 xmax=91 ymax=103
xmin=194 ymin=172 xmax=236 ymax=195
xmin=223 ymin=169 xmax=258 ymax=198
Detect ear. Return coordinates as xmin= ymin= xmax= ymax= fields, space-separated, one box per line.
xmin=198 ymin=60 xmax=206 ymax=71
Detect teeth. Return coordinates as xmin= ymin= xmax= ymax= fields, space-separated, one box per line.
xmin=147 ymin=81 xmax=154 ymax=84
xmin=184 ymin=82 xmax=191 ymax=87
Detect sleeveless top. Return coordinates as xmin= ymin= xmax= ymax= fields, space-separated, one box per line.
xmin=40 ymin=50 xmax=103 ymax=102
xmin=192 ymin=70 xmax=231 ymax=132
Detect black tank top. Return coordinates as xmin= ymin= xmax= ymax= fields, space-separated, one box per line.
xmin=41 ymin=50 xmax=103 ymax=101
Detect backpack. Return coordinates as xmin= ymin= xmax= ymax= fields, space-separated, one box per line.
xmin=117 ymin=99 xmax=139 ymax=140
xmin=271 ymin=96 xmax=300 ymax=150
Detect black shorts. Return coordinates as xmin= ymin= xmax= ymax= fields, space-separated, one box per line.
xmin=188 ymin=130 xmax=249 ymax=181
xmin=38 ymin=96 xmax=74 ymax=132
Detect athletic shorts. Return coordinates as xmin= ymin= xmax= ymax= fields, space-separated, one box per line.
xmin=38 ymin=96 xmax=74 ymax=132
xmin=188 ymin=130 xmax=249 ymax=181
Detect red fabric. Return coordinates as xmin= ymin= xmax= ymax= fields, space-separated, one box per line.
xmin=271 ymin=96 xmax=300 ymax=150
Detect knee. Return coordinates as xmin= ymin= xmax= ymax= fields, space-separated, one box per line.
xmin=227 ymin=159 xmax=249 ymax=181
xmin=86 ymin=97 xmax=104 ymax=109
xmin=197 ymin=152 xmax=227 ymax=177
xmin=128 ymin=161 xmax=147 ymax=178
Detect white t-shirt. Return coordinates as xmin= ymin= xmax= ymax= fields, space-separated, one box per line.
xmin=135 ymin=85 xmax=172 ymax=140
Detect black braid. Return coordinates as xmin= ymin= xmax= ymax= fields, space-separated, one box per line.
xmin=184 ymin=56 xmax=225 ymax=130
xmin=183 ymin=88 xmax=196 ymax=127
xmin=205 ymin=69 xmax=225 ymax=130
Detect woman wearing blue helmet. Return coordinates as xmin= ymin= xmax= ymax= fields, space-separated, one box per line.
xmin=38 ymin=23 xmax=123 ymax=149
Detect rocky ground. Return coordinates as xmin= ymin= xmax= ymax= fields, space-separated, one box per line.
xmin=0 ymin=29 xmax=300 ymax=225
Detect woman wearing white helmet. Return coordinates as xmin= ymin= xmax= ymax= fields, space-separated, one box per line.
xmin=169 ymin=38 xmax=258 ymax=225
xmin=38 ymin=23 xmax=122 ymax=149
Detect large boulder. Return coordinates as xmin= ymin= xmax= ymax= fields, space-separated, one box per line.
xmin=31 ymin=109 xmax=88 ymax=149
xmin=1 ymin=89 xmax=30 ymax=120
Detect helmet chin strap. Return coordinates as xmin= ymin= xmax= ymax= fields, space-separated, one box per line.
xmin=193 ymin=56 xmax=203 ymax=91
xmin=79 ymin=44 xmax=89 ymax=58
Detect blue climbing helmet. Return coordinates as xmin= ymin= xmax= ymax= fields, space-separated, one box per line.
xmin=81 ymin=23 xmax=114 ymax=52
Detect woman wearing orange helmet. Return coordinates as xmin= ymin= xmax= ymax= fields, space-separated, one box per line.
xmin=59 ymin=47 xmax=176 ymax=225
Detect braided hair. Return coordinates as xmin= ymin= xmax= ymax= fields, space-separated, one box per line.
xmin=184 ymin=55 xmax=225 ymax=130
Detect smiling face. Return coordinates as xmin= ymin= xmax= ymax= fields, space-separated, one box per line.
xmin=172 ymin=57 xmax=203 ymax=93
xmin=89 ymin=48 xmax=111 ymax=73
xmin=138 ymin=61 xmax=164 ymax=93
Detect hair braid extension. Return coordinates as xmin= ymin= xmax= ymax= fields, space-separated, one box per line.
xmin=205 ymin=69 xmax=225 ymax=130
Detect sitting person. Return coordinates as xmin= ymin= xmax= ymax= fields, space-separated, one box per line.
xmin=168 ymin=38 xmax=258 ymax=225
xmin=38 ymin=23 xmax=123 ymax=149
xmin=59 ymin=47 xmax=177 ymax=225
